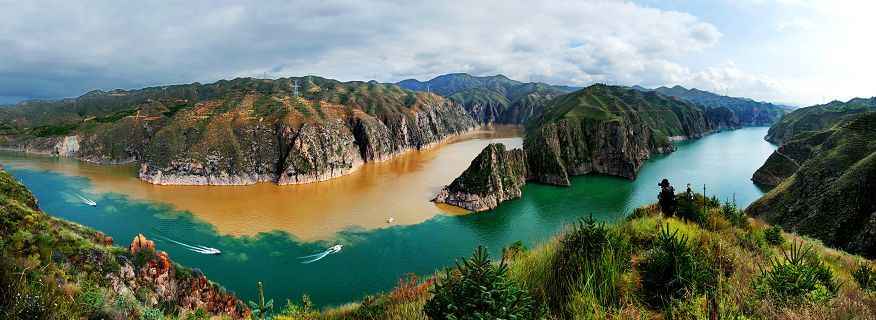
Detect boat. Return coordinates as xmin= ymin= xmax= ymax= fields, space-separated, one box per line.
xmin=387 ymin=217 xmax=395 ymax=224
xmin=75 ymin=194 xmax=97 ymax=207
xmin=199 ymin=247 xmax=222 ymax=255
xmin=328 ymin=244 xmax=342 ymax=253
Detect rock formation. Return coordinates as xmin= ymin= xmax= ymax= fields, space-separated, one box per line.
xmin=0 ymin=77 xmax=476 ymax=185
xmin=433 ymin=143 xmax=526 ymax=212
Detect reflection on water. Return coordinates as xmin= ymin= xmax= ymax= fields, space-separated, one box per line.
xmin=0 ymin=125 xmax=523 ymax=240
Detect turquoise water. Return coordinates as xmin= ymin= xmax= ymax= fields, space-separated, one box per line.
xmin=0 ymin=127 xmax=776 ymax=308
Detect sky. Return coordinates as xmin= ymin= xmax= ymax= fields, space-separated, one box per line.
xmin=0 ymin=0 xmax=873 ymax=106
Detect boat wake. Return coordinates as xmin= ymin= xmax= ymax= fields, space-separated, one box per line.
xmin=73 ymin=193 xmax=97 ymax=206
xmin=150 ymin=231 xmax=221 ymax=255
xmin=298 ymin=245 xmax=342 ymax=264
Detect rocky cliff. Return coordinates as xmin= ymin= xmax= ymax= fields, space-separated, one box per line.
xmin=747 ymin=111 xmax=876 ymax=258
xmin=0 ymin=169 xmax=248 ymax=319
xmin=764 ymin=97 xmax=876 ymax=144
xmin=523 ymin=84 xmax=737 ymax=186
xmin=433 ymin=143 xmax=526 ymax=212
xmin=0 ymin=77 xmax=476 ymax=185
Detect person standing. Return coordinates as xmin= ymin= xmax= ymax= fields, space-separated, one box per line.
xmin=658 ymin=179 xmax=677 ymax=216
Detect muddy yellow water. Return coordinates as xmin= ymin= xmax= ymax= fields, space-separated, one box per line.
xmin=0 ymin=125 xmax=523 ymax=240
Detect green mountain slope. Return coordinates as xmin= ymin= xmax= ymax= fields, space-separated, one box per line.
xmin=764 ymin=97 xmax=876 ymax=144
xmin=651 ymin=85 xmax=791 ymax=125
xmin=523 ymin=84 xmax=740 ymax=185
xmin=747 ymin=111 xmax=876 ymax=258
xmin=396 ymin=73 xmax=568 ymax=124
xmin=0 ymin=77 xmax=476 ymax=185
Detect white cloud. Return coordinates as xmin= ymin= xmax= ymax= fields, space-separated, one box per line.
xmin=777 ymin=18 xmax=816 ymax=32
xmin=0 ymin=0 xmax=722 ymax=104
xmin=682 ymin=61 xmax=789 ymax=102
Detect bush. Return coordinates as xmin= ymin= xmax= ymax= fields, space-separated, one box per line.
xmin=721 ymin=197 xmax=748 ymax=229
xmin=639 ymin=224 xmax=713 ymax=307
xmin=853 ymin=263 xmax=876 ymax=291
xmin=764 ymin=225 xmax=785 ymax=246
xmin=753 ymin=242 xmax=838 ymax=306
xmin=276 ymin=294 xmax=319 ymax=320
xmin=424 ymin=245 xmax=544 ymax=320
xmin=351 ymin=295 xmax=389 ymax=319
xmin=675 ymin=194 xmax=707 ymax=224
xmin=502 ymin=240 xmax=528 ymax=260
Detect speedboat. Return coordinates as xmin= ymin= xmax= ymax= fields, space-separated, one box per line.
xmin=387 ymin=217 xmax=395 ymax=224
xmin=200 ymin=247 xmax=222 ymax=255
xmin=328 ymin=245 xmax=342 ymax=253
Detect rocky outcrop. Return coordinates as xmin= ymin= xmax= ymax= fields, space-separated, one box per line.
xmin=137 ymin=101 xmax=475 ymax=185
xmin=747 ymin=111 xmax=876 ymax=258
xmin=705 ymin=107 xmax=742 ymax=131
xmin=433 ymin=143 xmax=526 ymax=211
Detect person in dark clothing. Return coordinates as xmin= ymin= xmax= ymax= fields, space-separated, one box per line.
xmin=658 ymin=179 xmax=677 ymax=216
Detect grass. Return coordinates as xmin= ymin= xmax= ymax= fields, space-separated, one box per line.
xmin=318 ymin=193 xmax=876 ymax=319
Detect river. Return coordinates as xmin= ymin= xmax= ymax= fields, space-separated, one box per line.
xmin=0 ymin=126 xmax=776 ymax=307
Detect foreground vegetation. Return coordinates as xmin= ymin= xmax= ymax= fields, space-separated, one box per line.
xmin=309 ymin=193 xmax=876 ymax=319
xmin=0 ymin=169 xmax=247 ymax=319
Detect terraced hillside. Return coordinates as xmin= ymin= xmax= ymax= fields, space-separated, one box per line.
xmin=0 ymin=77 xmax=476 ymax=185
xmin=396 ymin=73 xmax=568 ymax=124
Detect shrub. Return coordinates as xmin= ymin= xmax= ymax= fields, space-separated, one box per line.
xmin=753 ymin=242 xmax=838 ymax=306
xmin=852 ymin=262 xmax=876 ymax=291
xmin=721 ymin=197 xmax=748 ymax=229
xmin=351 ymin=295 xmax=389 ymax=319
xmin=675 ymin=194 xmax=707 ymax=224
xmin=764 ymin=225 xmax=785 ymax=246
xmin=546 ymin=213 xmax=631 ymax=316
xmin=639 ymin=224 xmax=713 ymax=307
xmin=139 ymin=306 xmax=165 ymax=320
xmin=424 ymin=245 xmax=544 ymax=320
xmin=502 ymin=240 xmax=528 ymax=260
xmin=276 ymin=294 xmax=319 ymax=320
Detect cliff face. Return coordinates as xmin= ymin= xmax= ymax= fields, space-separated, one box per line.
xmin=523 ymin=85 xmax=737 ymax=186
xmin=433 ymin=143 xmax=526 ymax=212
xmin=0 ymin=169 xmax=248 ymax=319
xmin=747 ymin=111 xmax=876 ymax=258
xmin=764 ymin=97 xmax=876 ymax=144
xmin=0 ymin=77 xmax=476 ymax=185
